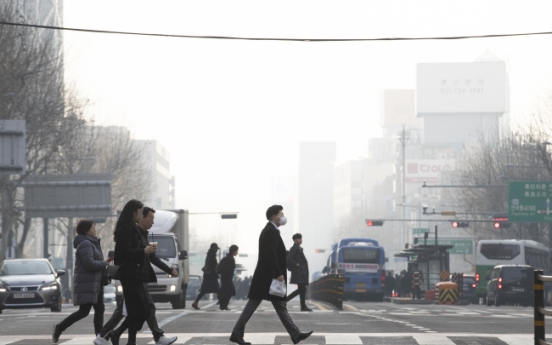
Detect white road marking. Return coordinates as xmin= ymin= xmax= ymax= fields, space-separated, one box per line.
xmin=412 ymin=334 xmax=456 ymax=345
xmin=325 ymin=334 xmax=362 ymax=344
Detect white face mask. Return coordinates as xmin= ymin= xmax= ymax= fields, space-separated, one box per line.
xmin=278 ymin=216 xmax=287 ymax=226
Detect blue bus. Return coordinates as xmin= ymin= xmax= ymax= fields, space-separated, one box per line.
xmin=324 ymin=238 xmax=386 ymax=301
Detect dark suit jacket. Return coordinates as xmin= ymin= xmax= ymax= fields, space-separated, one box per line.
xmin=287 ymin=243 xmax=309 ymax=285
xmin=248 ymin=222 xmax=287 ymax=301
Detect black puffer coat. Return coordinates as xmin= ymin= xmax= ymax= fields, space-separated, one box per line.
xmin=73 ymin=235 xmax=107 ymax=305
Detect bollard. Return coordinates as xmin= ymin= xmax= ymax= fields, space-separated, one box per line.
xmin=535 ymin=269 xmax=545 ymax=345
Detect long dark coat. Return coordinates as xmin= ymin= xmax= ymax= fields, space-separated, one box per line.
xmin=72 ymin=235 xmax=107 ymax=305
xmin=287 ymin=243 xmax=309 ymax=285
xmin=248 ymin=222 xmax=287 ymax=301
xmin=114 ymin=222 xmax=154 ymax=328
xmin=218 ymin=254 xmax=236 ymax=299
xmin=200 ymin=249 xmax=220 ymax=294
xmin=114 ymin=222 xmax=156 ymax=283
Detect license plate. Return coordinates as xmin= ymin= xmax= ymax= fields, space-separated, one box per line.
xmin=356 ymin=283 xmax=366 ymax=288
xmin=147 ymin=282 xmax=157 ymax=285
xmin=511 ymin=288 xmax=524 ymax=292
xmin=14 ymin=293 xmax=34 ymax=298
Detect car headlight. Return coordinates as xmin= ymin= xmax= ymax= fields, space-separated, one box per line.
xmin=0 ymin=287 xmax=7 ymax=292
xmin=170 ymin=285 xmax=176 ymax=292
xmin=117 ymin=285 xmax=123 ymax=293
xmin=40 ymin=283 xmax=58 ymax=291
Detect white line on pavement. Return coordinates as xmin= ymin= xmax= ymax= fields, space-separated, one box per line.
xmin=412 ymin=334 xmax=456 ymax=345
xmin=325 ymin=334 xmax=362 ymax=344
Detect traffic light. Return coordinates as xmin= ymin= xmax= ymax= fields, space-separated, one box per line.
xmin=315 ymin=249 xmax=326 ymax=254
xmin=366 ymin=220 xmax=384 ymax=226
xmin=221 ymin=214 xmax=238 ymax=219
xmin=451 ymin=221 xmax=469 ymax=228
xmin=493 ymin=221 xmax=511 ymax=229
xmin=492 ymin=216 xmax=511 ymax=229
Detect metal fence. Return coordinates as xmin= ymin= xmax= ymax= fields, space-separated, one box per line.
xmin=534 ymin=270 xmax=552 ymax=345
xmin=308 ymin=274 xmax=344 ymax=310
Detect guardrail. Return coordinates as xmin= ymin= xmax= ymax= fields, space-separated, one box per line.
xmin=308 ymin=274 xmax=344 ymax=310
xmin=534 ymin=270 xmax=552 ymax=345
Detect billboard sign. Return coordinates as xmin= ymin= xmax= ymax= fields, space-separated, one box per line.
xmin=508 ymin=181 xmax=552 ymax=223
xmin=22 ymin=174 xmax=112 ymax=218
xmin=406 ymin=159 xmax=455 ymax=183
xmin=380 ymin=89 xmax=422 ymax=128
xmin=417 ymin=62 xmax=507 ymax=114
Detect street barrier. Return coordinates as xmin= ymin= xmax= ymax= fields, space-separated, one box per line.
xmin=308 ymin=274 xmax=344 ymax=310
xmin=534 ymin=270 xmax=552 ymax=345
xmin=436 ymin=282 xmax=458 ymax=305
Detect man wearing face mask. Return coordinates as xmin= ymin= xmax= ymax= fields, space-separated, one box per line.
xmin=229 ymin=205 xmax=313 ymax=345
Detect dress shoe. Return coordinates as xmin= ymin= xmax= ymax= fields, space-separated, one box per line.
xmin=108 ymin=330 xmax=120 ymax=345
xmin=300 ymin=307 xmax=313 ymax=312
xmin=191 ymin=302 xmax=200 ymax=310
xmin=292 ymin=331 xmax=313 ymax=344
xmin=52 ymin=324 xmax=62 ymax=343
xmin=229 ymin=334 xmax=251 ymax=345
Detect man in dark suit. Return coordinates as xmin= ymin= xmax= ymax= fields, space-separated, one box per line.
xmin=286 ymin=233 xmax=312 ymax=311
xmin=230 ymin=205 xmax=313 ymax=345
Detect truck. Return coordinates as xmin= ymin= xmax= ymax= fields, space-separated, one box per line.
xmin=115 ymin=209 xmax=189 ymax=309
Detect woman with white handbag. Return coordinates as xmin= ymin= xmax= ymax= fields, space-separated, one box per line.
xmin=229 ymin=205 xmax=313 ymax=345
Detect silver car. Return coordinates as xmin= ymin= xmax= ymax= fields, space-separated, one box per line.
xmin=0 ymin=259 xmax=64 ymax=313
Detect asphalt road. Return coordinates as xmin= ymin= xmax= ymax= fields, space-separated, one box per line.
xmin=0 ymin=298 xmax=544 ymax=344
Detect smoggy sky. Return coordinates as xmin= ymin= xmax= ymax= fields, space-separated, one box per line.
xmin=62 ymin=1 xmax=552 ymax=265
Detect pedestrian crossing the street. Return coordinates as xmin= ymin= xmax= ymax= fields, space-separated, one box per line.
xmin=0 ymin=333 xmax=537 ymax=345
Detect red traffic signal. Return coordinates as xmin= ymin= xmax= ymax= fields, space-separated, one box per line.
xmin=315 ymin=249 xmax=326 ymax=254
xmin=451 ymin=221 xmax=469 ymax=228
xmin=493 ymin=221 xmax=511 ymax=229
xmin=366 ymin=220 xmax=384 ymax=226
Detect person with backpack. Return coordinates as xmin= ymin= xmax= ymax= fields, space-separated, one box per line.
xmin=218 ymin=245 xmax=239 ymax=310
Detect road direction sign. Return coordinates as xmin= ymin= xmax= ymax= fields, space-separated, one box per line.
xmin=508 ymin=181 xmax=552 ymax=223
xmin=425 ymin=238 xmax=473 ymax=255
xmin=413 ymin=228 xmax=429 ymax=235
xmin=0 ymin=120 xmax=26 ymax=175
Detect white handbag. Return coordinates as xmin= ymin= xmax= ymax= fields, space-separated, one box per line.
xmin=269 ymin=279 xmax=287 ymax=297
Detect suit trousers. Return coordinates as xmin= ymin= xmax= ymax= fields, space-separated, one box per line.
xmin=99 ymin=284 xmax=164 ymax=341
xmin=286 ymin=284 xmax=307 ymax=308
xmin=232 ymin=299 xmax=300 ymax=339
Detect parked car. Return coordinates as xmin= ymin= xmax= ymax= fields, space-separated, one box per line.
xmin=0 ymin=259 xmax=64 ymax=313
xmin=486 ymin=265 xmax=533 ymax=307
xmin=458 ymin=274 xmax=478 ymax=304
xmin=103 ymin=284 xmax=116 ymax=304
xmin=186 ymin=275 xmax=202 ymax=300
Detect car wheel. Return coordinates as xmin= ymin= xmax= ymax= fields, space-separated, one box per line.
xmin=50 ymin=296 xmax=62 ymax=312
xmin=495 ymin=294 xmax=501 ymax=307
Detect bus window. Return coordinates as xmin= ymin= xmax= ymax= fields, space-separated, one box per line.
xmin=480 ymin=243 xmax=520 ymax=260
xmin=343 ymin=248 xmax=380 ymax=264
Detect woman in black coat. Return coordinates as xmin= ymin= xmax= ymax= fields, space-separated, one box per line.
xmin=53 ymin=220 xmax=110 ymax=343
xmin=113 ymin=199 xmax=158 ymax=345
xmin=192 ymin=243 xmax=220 ymax=310
xmin=218 ymin=245 xmax=238 ymax=310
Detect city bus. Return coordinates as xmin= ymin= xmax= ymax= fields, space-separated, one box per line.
xmin=324 ymin=238 xmax=386 ymax=301
xmin=475 ymin=239 xmax=550 ymax=303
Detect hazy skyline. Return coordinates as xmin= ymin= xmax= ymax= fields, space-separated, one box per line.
xmin=61 ymin=1 xmax=552 ymax=264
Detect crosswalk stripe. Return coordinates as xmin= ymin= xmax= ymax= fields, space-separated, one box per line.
xmin=325 ymin=334 xmax=362 ymax=344
xmin=412 ymin=334 xmax=456 ymax=345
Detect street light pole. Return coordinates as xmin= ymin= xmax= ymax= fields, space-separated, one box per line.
xmin=398 ymin=125 xmax=409 ymax=249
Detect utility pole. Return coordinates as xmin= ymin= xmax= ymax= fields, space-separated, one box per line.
xmin=398 ymin=125 xmax=410 ymax=248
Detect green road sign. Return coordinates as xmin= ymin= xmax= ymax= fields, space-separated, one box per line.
xmin=413 ymin=228 xmax=429 ymax=235
xmin=425 ymin=238 xmax=473 ymax=255
xmin=508 ymin=181 xmax=552 ymax=223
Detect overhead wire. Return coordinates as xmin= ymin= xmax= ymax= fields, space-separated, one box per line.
xmin=1 ymin=21 xmax=552 ymax=42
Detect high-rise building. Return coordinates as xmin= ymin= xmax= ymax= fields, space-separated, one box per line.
xmin=298 ymin=142 xmax=336 ymax=270
xmin=135 ymin=140 xmax=173 ymax=209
